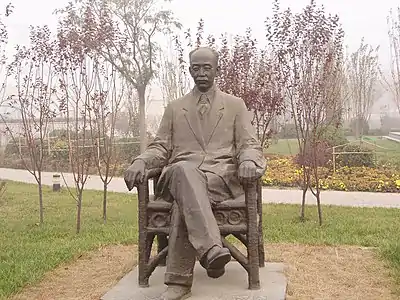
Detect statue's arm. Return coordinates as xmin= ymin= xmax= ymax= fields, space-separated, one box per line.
xmin=132 ymin=102 xmax=173 ymax=169
xmin=234 ymin=99 xmax=267 ymax=172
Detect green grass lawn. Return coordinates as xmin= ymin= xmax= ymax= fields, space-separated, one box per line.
xmin=265 ymin=138 xmax=299 ymax=155
xmin=0 ymin=182 xmax=138 ymax=299
xmin=351 ymin=136 xmax=400 ymax=162
xmin=0 ymin=181 xmax=400 ymax=298
xmin=266 ymin=136 xmax=400 ymax=161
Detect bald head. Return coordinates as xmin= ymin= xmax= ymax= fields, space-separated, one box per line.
xmin=189 ymin=47 xmax=219 ymax=66
xmin=189 ymin=47 xmax=220 ymax=92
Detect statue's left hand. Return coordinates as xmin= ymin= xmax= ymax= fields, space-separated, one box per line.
xmin=238 ymin=160 xmax=263 ymax=183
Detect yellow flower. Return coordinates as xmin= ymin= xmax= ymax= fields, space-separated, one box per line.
xmin=395 ymin=179 xmax=400 ymax=189
xmin=294 ymin=169 xmax=302 ymax=175
xmin=262 ymin=176 xmax=273 ymax=186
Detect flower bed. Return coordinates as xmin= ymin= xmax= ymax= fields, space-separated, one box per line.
xmin=263 ymin=157 xmax=400 ymax=193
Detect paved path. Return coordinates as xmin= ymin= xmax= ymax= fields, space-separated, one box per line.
xmin=0 ymin=168 xmax=399 ymax=208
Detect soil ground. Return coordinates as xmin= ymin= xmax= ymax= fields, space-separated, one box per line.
xmin=11 ymin=244 xmax=397 ymax=300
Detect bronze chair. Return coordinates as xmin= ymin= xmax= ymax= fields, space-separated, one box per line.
xmin=137 ymin=168 xmax=265 ymax=290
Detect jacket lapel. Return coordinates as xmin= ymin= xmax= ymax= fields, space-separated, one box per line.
xmin=204 ymin=90 xmax=224 ymax=146
xmin=183 ymin=96 xmax=206 ymax=151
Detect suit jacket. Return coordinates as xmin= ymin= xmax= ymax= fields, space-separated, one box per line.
xmin=134 ymin=86 xmax=266 ymax=200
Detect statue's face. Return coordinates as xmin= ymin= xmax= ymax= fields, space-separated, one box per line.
xmin=189 ymin=49 xmax=219 ymax=92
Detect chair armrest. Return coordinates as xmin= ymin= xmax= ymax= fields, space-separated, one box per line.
xmin=242 ymin=179 xmax=260 ymax=224
xmin=145 ymin=168 xmax=163 ymax=180
xmin=137 ymin=168 xmax=163 ymax=204
xmin=137 ymin=168 xmax=164 ymax=233
xmin=242 ymin=179 xmax=258 ymax=204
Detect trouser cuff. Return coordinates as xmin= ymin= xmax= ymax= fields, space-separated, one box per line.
xmin=164 ymin=272 xmax=193 ymax=287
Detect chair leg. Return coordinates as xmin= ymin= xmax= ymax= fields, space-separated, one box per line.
xmin=157 ymin=234 xmax=168 ymax=266
xmin=258 ymin=216 xmax=265 ymax=267
xmin=246 ymin=182 xmax=260 ymax=290
xmin=257 ymin=180 xmax=265 ymax=267
xmin=258 ymin=238 xmax=265 ymax=268
xmin=247 ymin=239 xmax=261 ymax=290
xmin=138 ymin=182 xmax=151 ymax=287
xmin=139 ymin=232 xmax=153 ymax=287
xmin=145 ymin=233 xmax=155 ymax=261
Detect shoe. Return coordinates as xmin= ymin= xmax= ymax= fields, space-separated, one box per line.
xmin=161 ymin=284 xmax=192 ymax=300
xmin=205 ymin=246 xmax=231 ymax=271
xmin=207 ymin=267 xmax=225 ymax=278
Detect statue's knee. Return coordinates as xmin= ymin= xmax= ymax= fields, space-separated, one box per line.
xmin=170 ymin=161 xmax=197 ymax=175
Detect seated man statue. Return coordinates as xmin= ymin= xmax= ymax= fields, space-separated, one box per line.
xmin=124 ymin=46 xmax=266 ymax=300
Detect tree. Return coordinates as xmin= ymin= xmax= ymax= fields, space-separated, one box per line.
xmin=0 ymin=3 xmax=13 ymax=104
xmin=56 ymin=25 xmax=96 ymax=234
xmin=177 ymin=20 xmax=285 ymax=148
xmin=147 ymin=113 xmax=162 ymax=137
xmin=1 ymin=25 xmax=57 ymax=224
xmin=114 ymin=110 xmax=131 ymax=137
xmin=114 ymin=85 xmax=139 ymax=138
xmin=56 ymin=0 xmax=181 ymax=153
xmin=88 ymin=64 xmax=125 ymax=224
xmin=385 ymin=7 xmax=400 ymax=115
xmin=266 ymin=0 xmax=345 ymax=225
xmin=0 ymin=3 xmax=13 ymax=208
xmin=158 ymin=35 xmax=191 ymax=107
xmin=346 ymin=39 xmax=380 ymax=136
xmin=339 ymin=48 xmax=353 ymax=123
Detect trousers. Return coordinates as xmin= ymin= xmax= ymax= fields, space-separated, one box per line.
xmin=162 ymin=161 xmax=231 ymax=287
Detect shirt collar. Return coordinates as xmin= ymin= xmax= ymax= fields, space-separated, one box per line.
xmin=192 ymin=84 xmax=217 ymax=103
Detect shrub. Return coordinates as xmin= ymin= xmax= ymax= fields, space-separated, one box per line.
xmin=294 ymin=139 xmax=332 ymax=167
xmin=335 ymin=144 xmax=374 ymax=168
xmin=1 ymin=158 xmax=26 ymax=169
xmin=369 ymin=128 xmax=384 ymax=136
xmin=278 ymin=123 xmax=297 ymax=139
xmin=49 ymin=129 xmax=68 ymax=138
xmin=350 ymin=117 xmax=369 ymax=136
xmin=343 ymin=127 xmax=352 ymax=137
xmin=4 ymin=140 xmax=23 ymax=157
xmin=380 ymin=115 xmax=400 ymax=134
xmin=321 ymin=126 xmax=348 ymax=147
xmin=293 ymin=127 xmax=347 ymax=168
xmin=5 ymin=139 xmax=52 ymax=158
xmin=116 ymin=137 xmax=141 ymax=163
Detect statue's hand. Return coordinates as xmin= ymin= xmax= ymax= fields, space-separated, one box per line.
xmin=124 ymin=159 xmax=146 ymax=191
xmin=238 ymin=160 xmax=263 ymax=183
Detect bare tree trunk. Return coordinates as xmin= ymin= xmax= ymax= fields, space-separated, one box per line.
xmin=299 ymin=164 xmax=308 ymax=221
xmin=300 ymin=186 xmax=307 ymax=221
xmin=38 ymin=173 xmax=44 ymax=224
xmin=316 ymin=190 xmax=322 ymax=226
xmin=76 ymin=191 xmax=82 ymax=234
xmin=355 ymin=116 xmax=360 ymax=138
xmin=138 ymin=86 xmax=147 ymax=154
xmin=103 ymin=181 xmax=107 ymax=224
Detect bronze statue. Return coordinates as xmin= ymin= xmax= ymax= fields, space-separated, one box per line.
xmin=124 ymin=47 xmax=266 ymax=300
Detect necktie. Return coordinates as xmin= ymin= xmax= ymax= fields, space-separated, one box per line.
xmin=198 ymin=94 xmax=210 ymax=119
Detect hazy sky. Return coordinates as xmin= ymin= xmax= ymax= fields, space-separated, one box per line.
xmin=2 ymin=0 xmax=399 ymax=114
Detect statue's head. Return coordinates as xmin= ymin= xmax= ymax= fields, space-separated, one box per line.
xmin=189 ymin=47 xmax=220 ymax=93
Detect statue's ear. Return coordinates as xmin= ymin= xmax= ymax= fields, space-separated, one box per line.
xmin=216 ymin=65 xmax=221 ymax=76
xmin=189 ymin=66 xmax=194 ymax=78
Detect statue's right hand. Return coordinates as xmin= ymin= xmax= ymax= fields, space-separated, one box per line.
xmin=124 ymin=159 xmax=146 ymax=191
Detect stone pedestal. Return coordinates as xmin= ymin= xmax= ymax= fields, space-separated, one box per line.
xmin=101 ymin=262 xmax=287 ymax=300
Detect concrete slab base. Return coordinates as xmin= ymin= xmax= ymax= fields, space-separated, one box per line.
xmin=101 ymin=262 xmax=287 ymax=300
